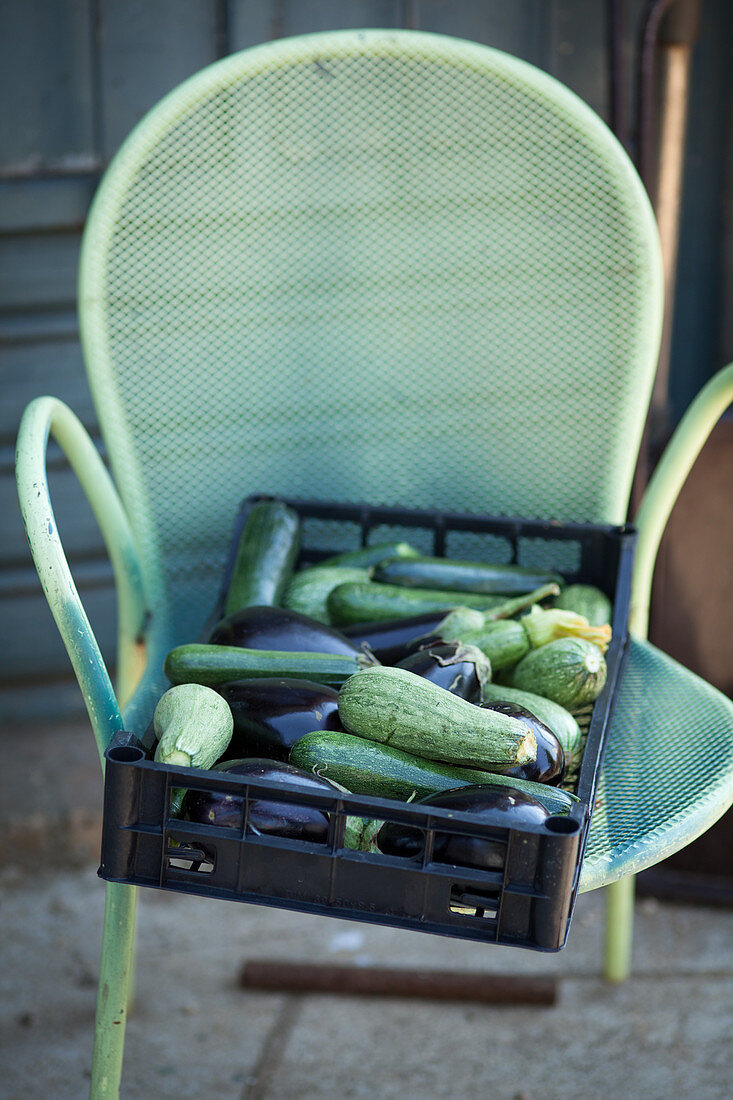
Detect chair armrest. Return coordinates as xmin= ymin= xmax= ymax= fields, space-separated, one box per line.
xmin=15 ymin=396 xmax=148 ymax=767
xmin=631 ymin=361 xmax=733 ymax=639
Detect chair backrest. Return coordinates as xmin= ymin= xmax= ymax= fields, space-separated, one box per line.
xmin=78 ymin=29 xmax=663 ymax=647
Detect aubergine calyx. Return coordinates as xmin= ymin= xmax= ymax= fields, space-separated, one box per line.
xmin=356 ymin=647 xmax=380 ymax=669
xmin=396 ymin=642 xmax=492 ymax=699
xmin=429 ymin=642 xmax=491 ymax=681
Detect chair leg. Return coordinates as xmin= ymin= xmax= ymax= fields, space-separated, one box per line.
xmin=89 ymin=881 xmax=138 ymax=1099
xmin=126 ymin=920 xmax=139 ymax=1015
xmin=603 ymin=874 xmax=635 ymax=981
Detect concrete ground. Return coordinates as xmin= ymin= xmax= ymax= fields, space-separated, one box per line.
xmin=2 ymin=718 xmax=732 ymax=1100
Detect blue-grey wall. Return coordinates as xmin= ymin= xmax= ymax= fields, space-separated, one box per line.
xmin=1 ymin=0 xmax=731 ymax=722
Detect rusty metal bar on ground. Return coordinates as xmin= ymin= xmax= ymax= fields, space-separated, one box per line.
xmin=239 ymin=960 xmax=558 ymax=1006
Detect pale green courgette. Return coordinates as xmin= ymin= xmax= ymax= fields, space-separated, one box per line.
xmin=508 ymin=637 xmax=608 ymax=710
xmin=153 ymin=683 xmax=234 ymax=816
xmin=337 ymin=665 xmax=537 ymax=770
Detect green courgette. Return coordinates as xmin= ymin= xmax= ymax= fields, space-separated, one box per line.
xmin=508 ymin=637 xmax=608 ymax=710
xmin=327 ymin=581 xmax=510 ymax=625
xmin=553 ymin=584 xmax=613 ymax=626
xmin=290 ymin=729 xmax=577 ymax=815
xmin=478 ymin=682 xmax=582 ymax=760
xmin=338 ymin=665 xmax=537 ymax=769
xmin=314 ymin=541 xmax=420 ymax=569
xmin=373 ymin=554 xmax=564 ymax=595
xmin=224 ymin=499 xmax=301 ymax=614
xmin=282 ymin=566 xmax=371 ymax=623
xmin=164 ymin=643 xmax=374 ymax=689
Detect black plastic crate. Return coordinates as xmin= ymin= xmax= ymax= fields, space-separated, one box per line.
xmin=99 ymin=496 xmax=635 ymax=952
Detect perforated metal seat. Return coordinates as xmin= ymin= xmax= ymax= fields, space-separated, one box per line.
xmin=581 ymin=637 xmax=733 ymax=891
xmin=15 ymin=30 xmax=733 ymax=1098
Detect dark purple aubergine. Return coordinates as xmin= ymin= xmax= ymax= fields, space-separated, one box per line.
xmin=377 ymin=784 xmax=550 ymax=871
xmin=480 ymin=702 xmax=565 ymax=785
xmin=182 ymin=758 xmax=336 ymax=842
xmin=394 ymin=643 xmax=489 ymax=700
xmin=215 ymin=677 xmax=343 ymax=761
xmin=208 ymin=605 xmax=360 ymax=657
xmin=340 ymin=611 xmax=452 ymax=665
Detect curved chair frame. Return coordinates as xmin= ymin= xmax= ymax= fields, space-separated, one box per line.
xmin=16 ymin=362 xmax=733 ymax=1094
xmin=14 ymin=28 xmax=733 ymax=1097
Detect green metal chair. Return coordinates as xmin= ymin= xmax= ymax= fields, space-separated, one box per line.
xmin=14 ymin=29 xmax=733 ymax=1098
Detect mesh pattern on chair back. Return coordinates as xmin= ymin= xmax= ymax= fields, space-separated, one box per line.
xmin=79 ymin=30 xmax=662 ymax=646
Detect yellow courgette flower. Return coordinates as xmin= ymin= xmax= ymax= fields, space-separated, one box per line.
xmin=522 ymin=606 xmax=612 ymax=653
